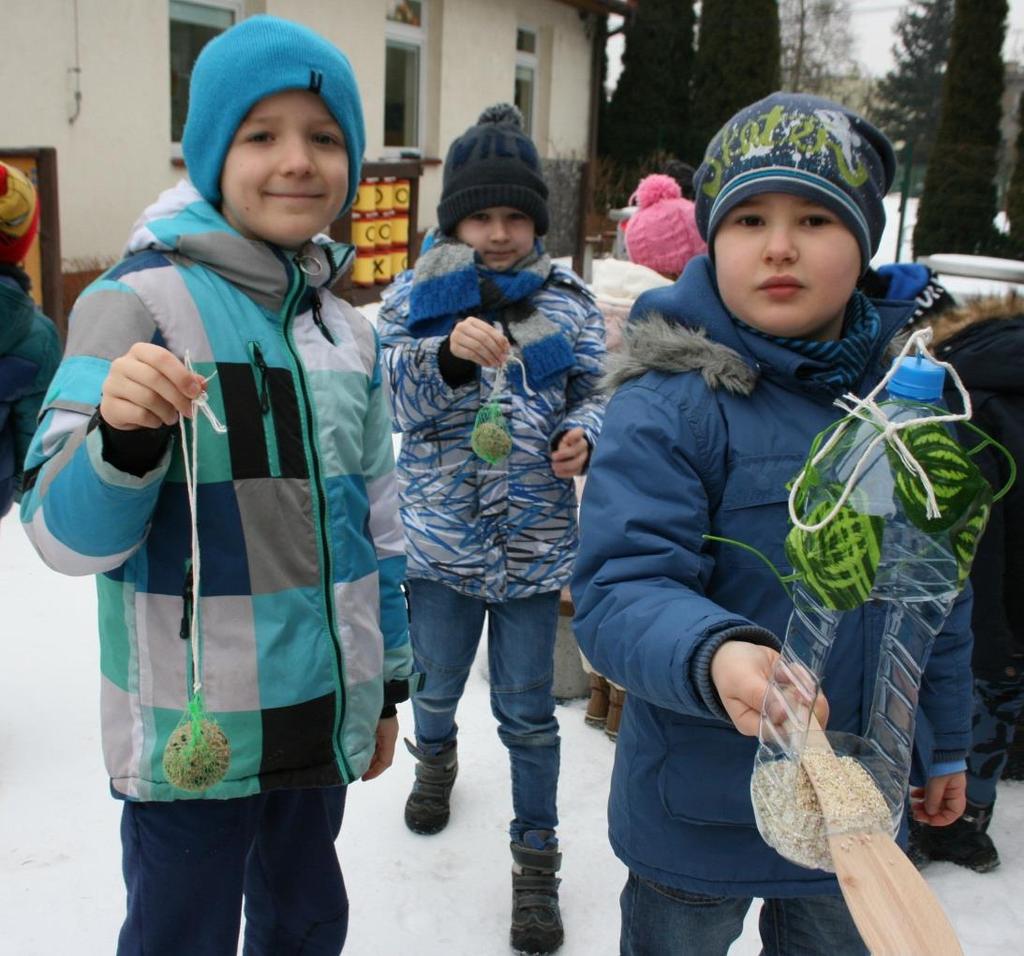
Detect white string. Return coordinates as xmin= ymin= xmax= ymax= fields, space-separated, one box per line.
xmin=488 ymin=352 xmax=535 ymax=399
xmin=178 ymin=352 xmax=227 ymax=695
xmin=788 ymin=327 xmax=974 ymax=533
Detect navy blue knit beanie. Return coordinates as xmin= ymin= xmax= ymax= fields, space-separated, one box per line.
xmin=693 ymin=92 xmax=895 ymax=271
xmin=182 ymin=15 xmax=365 ymax=216
xmin=438 ymin=104 xmax=549 ymax=236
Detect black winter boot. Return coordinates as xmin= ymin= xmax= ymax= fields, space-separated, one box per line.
xmin=915 ymin=801 xmax=1000 ymax=872
xmin=403 ymin=739 xmax=457 ymax=835
xmin=510 ymin=831 xmax=563 ymax=955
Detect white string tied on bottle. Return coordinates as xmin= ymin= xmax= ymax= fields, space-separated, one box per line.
xmin=179 ymin=351 xmax=227 ymax=695
xmin=788 ymin=327 xmax=973 ymax=534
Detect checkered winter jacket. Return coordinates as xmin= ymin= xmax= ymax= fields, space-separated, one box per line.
xmin=20 ymin=181 xmax=414 ymax=801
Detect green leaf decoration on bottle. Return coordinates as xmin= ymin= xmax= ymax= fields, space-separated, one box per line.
xmin=949 ymin=498 xmax=992 ymax=591
xmin=471 ymin=401 xmax=513 ymax=463
xmin=887 ymin=421 xmax=989 ymax=533
xmin=785 ymin=499 xmax=884 ymax=611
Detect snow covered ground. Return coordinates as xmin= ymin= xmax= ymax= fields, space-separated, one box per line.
xmin=4 ymin=194 xmax=1024 ymax=954
xmin=3 ymin=520 xmax=1024 ymax=955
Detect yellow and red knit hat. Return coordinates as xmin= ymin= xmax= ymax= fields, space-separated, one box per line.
xmin=0 ymin=162 xmax=40 ymax=265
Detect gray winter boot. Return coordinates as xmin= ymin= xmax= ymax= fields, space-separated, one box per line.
xmin=403 ymin=738 xmax=458 ymax=835
xmin=510 ymin=831 xmax=563 ymax=955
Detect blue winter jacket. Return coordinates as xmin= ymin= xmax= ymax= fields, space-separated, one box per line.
xmin=571 ymin=256 xmax=974 ymax=897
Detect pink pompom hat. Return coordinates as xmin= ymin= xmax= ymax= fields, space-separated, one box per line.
xmin=624 ymin=173 xmax=706 ymax=279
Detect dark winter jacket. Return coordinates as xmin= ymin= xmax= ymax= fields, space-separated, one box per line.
xmin=0 ymin=266 xmax=60 ymax=517
xmin=927 ymin=298 xmax=1024 ymax=679
xmin=571 ymin=256 xmax=974 ymax=897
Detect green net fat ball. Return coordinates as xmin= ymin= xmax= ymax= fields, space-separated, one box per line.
xmin=472 ymin=420 xmax=512 ymax=463
xmin=163 ymin=717 xmax=231 ymax=792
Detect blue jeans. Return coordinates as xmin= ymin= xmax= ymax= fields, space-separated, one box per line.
xmin=117 ymin=787 xmax=348 ymax=955
xmin=620 ymin=871 xmax=867 ymax=956
xmin=407 ymin=577 xmax=561 ymax=842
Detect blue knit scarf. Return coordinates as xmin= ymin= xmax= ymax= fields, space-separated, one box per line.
xmin=407 ymin=236 xmax=573 ymax=389
xmin=736 ymin=291 xmax=884 ymax=396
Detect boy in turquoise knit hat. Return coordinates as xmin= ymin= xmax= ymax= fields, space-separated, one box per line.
xmin=20 ymin=16 xmax=412 ymax=955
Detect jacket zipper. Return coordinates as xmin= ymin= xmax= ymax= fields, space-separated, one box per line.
xmin=249 ymin=342 xmax=281 ymax=478
xmin=310 ymin=290 xmax=335 ymax=344
xmin=281 ymin=268 xmax=352 ymax=781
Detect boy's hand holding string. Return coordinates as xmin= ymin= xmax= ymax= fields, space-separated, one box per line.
xmin=450 ymin=315 xmax=589 ymax=478
xmin=100 ymin=343 xmax=207 ymax=429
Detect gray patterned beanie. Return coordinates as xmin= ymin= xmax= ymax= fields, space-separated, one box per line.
xmin=438 ymin=104 xmax=549 ymax=236
xmin=693 ymin=92 xmax=896 ymax=271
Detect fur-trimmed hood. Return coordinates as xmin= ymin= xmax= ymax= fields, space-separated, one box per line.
xmin=923 ymin=294 xmax=1024 ymax=395
xmin=602 ymin=311 xmax=757 ymax=395
xmin=925 ymin=292 xmax=1022 ymax=347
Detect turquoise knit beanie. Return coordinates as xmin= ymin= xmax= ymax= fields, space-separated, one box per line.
xmin=182 ymin=15 xmax=365 ymax=216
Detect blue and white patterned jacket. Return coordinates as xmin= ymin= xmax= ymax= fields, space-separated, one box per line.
xmin=378 ymin=263 xmax=606 ymax=601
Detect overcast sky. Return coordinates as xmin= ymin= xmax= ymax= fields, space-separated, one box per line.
xmin=606 ymin=1 xmax=1024 ymax=90
xmin=850 ymin=0 xmax=1024 ymax=76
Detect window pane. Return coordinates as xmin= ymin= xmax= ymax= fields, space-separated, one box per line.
xmin=516 ymin=28 xmax=536 ymax=54
xmin=170 ymin=4 xmax=235 ymax=143
xmin=385 ymin=41 xmax=420 ymax=147
xmin=515 ymin=65 xmax=534 ymax=136
xmin=386 ymin=1 xmax=422 ymax=27
xmin=170 ymin=1 xmax=233 ymax=30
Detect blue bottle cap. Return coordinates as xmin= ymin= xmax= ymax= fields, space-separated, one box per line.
xmin=886 ymin=353 xmax=946 ymax=401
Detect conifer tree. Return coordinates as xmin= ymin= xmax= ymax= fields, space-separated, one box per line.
xmin=873 ymin=0 xmax=955 ymax=166
xmin=689 ymin=0 xmax=781 ymax=162
xmin=600 ymin=0 xmax=696 ymax=166
xmin=913 ymin=0 xmax=1007 ymax=256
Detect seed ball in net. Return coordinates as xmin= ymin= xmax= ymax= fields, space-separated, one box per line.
xmin=163 ymin=718 xmax=231 ymax=792
xmin=472 ymin=420 xmax=513 ymax=463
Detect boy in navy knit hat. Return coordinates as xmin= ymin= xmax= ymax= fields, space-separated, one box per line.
xmin=572 ymin=92 xmax=974 ymax=954
xmin=20 ymin=16 xmax=413 ymax=955
xmin=378 ymin=103 xmax=605 ymax=955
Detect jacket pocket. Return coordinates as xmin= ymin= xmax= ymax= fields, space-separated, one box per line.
xmin=713 ymin=454 xmax=803 ymax=572
xmin=656 ymin=716 xmax=759 ymax=828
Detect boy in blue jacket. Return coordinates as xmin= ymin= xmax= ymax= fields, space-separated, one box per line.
xmin=20 ymin=17 xmax=413 ymax=955
xmin=571 ymin=93 xmax=973 ymax=955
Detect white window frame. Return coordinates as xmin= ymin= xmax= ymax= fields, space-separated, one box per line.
xmin=169 ymin=0 xmax=243 ymax=155
xmin=384 ymin=2 xmax=428 ymax=153
xmin=515 ymin=25 xmax=538 ymax=138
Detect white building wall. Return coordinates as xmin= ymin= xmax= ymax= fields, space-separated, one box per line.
xmin=3 ymin=0 xmax=179 ymax=266
xmin=0 ymin=0 xmax=595 ymax=265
